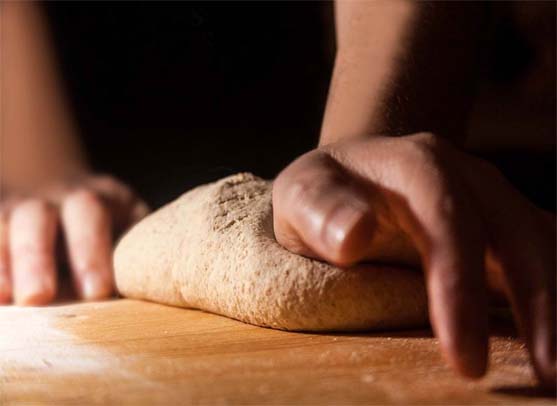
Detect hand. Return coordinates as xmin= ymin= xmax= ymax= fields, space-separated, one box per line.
xmin=0 ymin=174 xmax=148 ymax=305
xmin=273 ymin=133 xmax=556 ymax=387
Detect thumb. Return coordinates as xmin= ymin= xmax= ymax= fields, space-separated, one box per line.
xmin=272 ymin=151 xmax=376 ymax=267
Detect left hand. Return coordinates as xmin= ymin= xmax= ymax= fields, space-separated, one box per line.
xmin=0 ymin=174 xmax=149 ymax=305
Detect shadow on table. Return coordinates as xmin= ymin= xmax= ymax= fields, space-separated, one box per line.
xmin=492 ymin=385 xmax=556 ymax=399
xmin=306 ymin=316 xmax=519 ymax=340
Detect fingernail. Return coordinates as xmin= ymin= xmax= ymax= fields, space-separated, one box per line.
xmin=324 ymin=203 xmax=368 ymax=253
xmin=81 ymin=272 xmax=109 ymax=301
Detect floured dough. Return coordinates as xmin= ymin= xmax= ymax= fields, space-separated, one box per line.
xmin=114 ymin=173 xmax=428 ymax=331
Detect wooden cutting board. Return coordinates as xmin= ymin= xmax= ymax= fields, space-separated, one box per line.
xmin=0 ymin=299 xmax=553 ymax=405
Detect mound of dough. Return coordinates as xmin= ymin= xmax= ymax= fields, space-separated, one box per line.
xmin=114 ymin=173 xmax=428 ymax=331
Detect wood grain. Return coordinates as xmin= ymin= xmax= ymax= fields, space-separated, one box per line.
xmin=0 ymin=299 xmax=553 ymax=405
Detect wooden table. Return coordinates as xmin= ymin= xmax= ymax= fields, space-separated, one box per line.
xmin=0 ymin=299 xmax=553 ymax=405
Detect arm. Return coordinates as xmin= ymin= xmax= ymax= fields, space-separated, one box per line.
xmin=2 ymin=1 xmax=87 ymax=193
xmin=273 ymin=1 xmax=555 ymax=387
xmin=321 ymin=0 xmax=489 ymax=145
xmin=1 ymin=2 xmax=147 ymax=305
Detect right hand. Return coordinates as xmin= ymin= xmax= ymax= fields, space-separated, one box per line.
xmin=272 ymin=133 xmax=556 ymax=387
xmin=0 ymin=174 xmax=149 ymax=305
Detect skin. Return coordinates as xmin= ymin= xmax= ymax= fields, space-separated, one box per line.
xmin=273 ymin=134 xmax=556 ymax=387
xmin=274 ymin=0 xmax=556 ymax=388
xmin=0 ymin=177 xmax=148 ymax=305
xmin=1 ymin=2 xmax=148 ymax=304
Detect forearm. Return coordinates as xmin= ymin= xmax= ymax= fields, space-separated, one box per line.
xmin=320 ymin=1 xmax=490 ymax=146
xmin=2 ymin=1 xmax=87 ymax=194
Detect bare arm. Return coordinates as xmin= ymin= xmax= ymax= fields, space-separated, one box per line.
xmin=2 ymin=1 xmax=87 ymax=194
xmin=321 ymin=0 xmax=490 ymax=145
xmin=274 ymin=1 xmax=555 ymax=387
xmin=0 ymin=2 xmax=147 ymax=305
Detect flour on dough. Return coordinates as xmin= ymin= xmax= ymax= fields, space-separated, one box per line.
xmin=114 ymin=173 xmax=428 ymax=331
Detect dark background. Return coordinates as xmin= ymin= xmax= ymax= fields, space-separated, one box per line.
xmin=43 ymin=2 xmax=555 ymax=211
xmin=44 ymin=2 xmax=333 ymax=207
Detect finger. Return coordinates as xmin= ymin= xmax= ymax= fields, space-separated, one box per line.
xmin=0 ymin=209 xmax=12 ymax=303
xmin=128 ymin=199 xmax=150 ymax=225
xmin=85 ymin=175 xmax=149 ymax=231
xmin=332 ymin=136 xmax=489 ymax=378
xmin=61 ymin=189 xmax=114 ymax=300
xmin=273 ymin=151 xmax=376 ymax=266
xmin=506 ymin=251 xmax=557 ymax=388
xmin=458 ymin=156 xmax=556 ymax=387
xmin=9 ymin=199 xmax=58 ymax=305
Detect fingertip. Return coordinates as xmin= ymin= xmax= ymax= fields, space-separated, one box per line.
xmin=322 ymin=205 xmax=375 ymax=267
xmin=79 ymin=271 xmax=113 ymax=301
xmin=426 ymin=244 xmax=489 ymax=381
xmin=14 ymin=277 xmax=56 ymax=306
xmin=455 ymin=350 xmax=488 ymax=380
xmin=533 ymin=338 xmax=557 ymax=390
xmin=430 ymin=280 xmax=489 ymax=381
xmin=0 ymin=281 xmax=12 ymax=304
xmin=438 ymin=327 xmax=489 ymax=380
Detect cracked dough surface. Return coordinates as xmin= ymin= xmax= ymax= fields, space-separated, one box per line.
xmin=114 ymin=173 xmax=428 ymax=331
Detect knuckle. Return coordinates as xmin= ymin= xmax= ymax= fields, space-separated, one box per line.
xmin=275 ymin=147 xmax=340 ymax=181
xmin=11 ymin=242 xmax=50 ymax=261
xmin=92 ymin=174 xmax=118 ymax=185
xmin=395 ymin=143 xmax=433 ymax=173
xmin=410 ymin=132 xmax=450 ymax=159
xmin=65 ymin=188 xmax=103 ymax=209
xmin=14 ymin=198 xmax=52 ymax=214
xmin=289 ymin=172 xmax=341 ymax=209
xmin=394 ymin=135 xmax=455 ymax=204
xmin=286 ymin=157 xmax=344 ymax=202
xmin=403 ymin=133 xmax=442 ymax=161
xmin=393 ymin=145 xmax=440 ymax=188
xmin=287 ymin=177 xmax=316 ymax=204
xmin=91 ymin=174 xmax=128 ymax=195
xmin=10 ymin=199 xmax=56 ymax=224
xmin=62 ymin=189 xmax=111 ymax=224
xmin=412 ymin=132 xmax=444 ymax=149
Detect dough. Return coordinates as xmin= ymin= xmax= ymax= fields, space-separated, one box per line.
xmin=114 ymin=173 xmax=428 ymax=331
